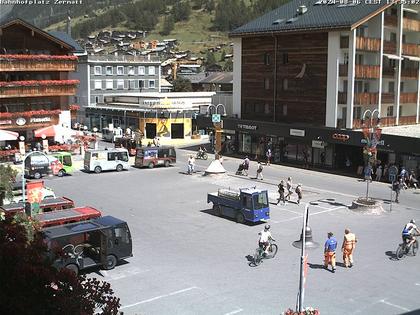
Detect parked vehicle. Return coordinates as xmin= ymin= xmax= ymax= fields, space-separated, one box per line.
xmin=34 ymin=206 xmax=102 ymax=228
xmin=114 ymin=137 xmax=137 ymax=156
xmin=102 ymin=127 xmax=123 ymax=143
xmin=252 ymin=240 xmax=278 ymax=266
xmin=207 ymin=187 xmax=270 ymax=224
xmin=44 ymin=216 xmax=133 ymax=275
xmin=2 ymin=180 xmax=56 ymax=205
xmin=48 ymin=152 xmax=74 ymax=177
xmin=0 ymin=196 xmax=74 ymax=217
xmin=134 ymin=146 xmax=176 ymax=168
xmin=396 ymin=234 xmax=419 ymax=260
xmin=84 ymin=148 xmax=130 ymax=173
xmin=24 ymin=152 xmax=52 ymax=179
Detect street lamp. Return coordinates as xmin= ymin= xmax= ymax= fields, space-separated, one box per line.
xmin=92 ymin=127 xmax=98 ymax=150
xmin=41 ymin=134 xmax=48 ymax=153
xmin=206 ymin=103 xmax=226 ymax=157
xmin=361 ymin=109 xmax=381 ymax=199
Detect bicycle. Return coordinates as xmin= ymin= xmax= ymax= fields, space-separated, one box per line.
xmin=253 ymin=240 xmax=278 ymax=266
xmin=196 ymin=151 xmax=208 ymax=160
xmin=396 ymin=234 xmax=419 ymax=260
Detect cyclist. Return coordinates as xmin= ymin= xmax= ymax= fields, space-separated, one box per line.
xmin=197 ymin=146 xmax=207 ymax=158
xmin=402 ymin=219 xmax=420 ymax=250
xmin=258 ymin=225 xmax=275 ymax=256
xmin=243 ymin=156 xmax=250 ymax=176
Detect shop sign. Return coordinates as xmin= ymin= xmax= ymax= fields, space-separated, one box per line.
xmin=0 ymin=119 xmax=12 ymax=125
xmin=30 ymin=117 xmax=51 ymax=123
xmin=332 ymin=133 xmax=350 ymax=141
xmin=237 ymin=124 xmax=258 ymax=131
xmin=212 ymin=114 xmax=221 ymax=123
xmin=16 ymin=117 xmax=26 ymax=126
xmin=290 ymin=129 xmax=305 ymax=137
xmin=361 ymin=138 xmax=384 ymax=146
xmin=312 ymin=140 xmax=326 ymax=149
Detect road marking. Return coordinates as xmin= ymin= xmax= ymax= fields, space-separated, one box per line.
xmin=224 ymin=308 xmax=243 ymax=315
xmin=120 ymin=286 xmax=199 ymax=310
xmin=279 ymin=207 xmax=302 ymax=215
xmin=416 ymin=283 xmax=420 ymax=286
xmin=379 ymin=299 xmax=411 ymax=312
xmin=272 ymin=206 xmax=345 ymax=224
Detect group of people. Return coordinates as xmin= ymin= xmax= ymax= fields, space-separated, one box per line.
xmin=146 ymin=137 xmax=161 ymax=147
xmin=236 ymin=156 xmax=267 ymax=180
xmin=324 ymin=229 xmax=358 ymax=273
xmin=276 ymin=177 xmax=303 ymax=205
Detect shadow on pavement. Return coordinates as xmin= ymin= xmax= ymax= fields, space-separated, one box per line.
xmin=245 ymin=255 xmax=258 ymax=267
xmin=199 ymin=209 xmax=265 ymax=226
xmin=400 ymin=309 xmax=420 ymax=315
xmin=385 ymin=250 xmax=398 ymax=261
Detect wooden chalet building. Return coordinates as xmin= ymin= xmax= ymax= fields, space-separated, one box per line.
xmin=0 ymin=19 xmax=80 ymax=143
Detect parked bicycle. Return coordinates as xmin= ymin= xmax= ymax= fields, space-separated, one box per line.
xmin=196 ymin=151 xmax=208 ymax=160
xmin=253 ymin=240 xmax=278 ymax=266
xmin=396 ymin=233 xmax=419 ymax=260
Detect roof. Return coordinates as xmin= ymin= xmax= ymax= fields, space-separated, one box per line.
xmin=103 ymin=91 xmax=216 ymax=98
xmin=177 ymin=73 xmax=207 ymax=84
xmin=230 ymin=0 xmax=392 ymax=36
xmin=48 ymin=31 xmax=84 ymax=53
xmin=381 ymin=124 xmax=420 ymax=139
xmin=160 ymin=78 xmax=173 ymax=87
xmin=200 ymin=72 xmax=233 ymax=85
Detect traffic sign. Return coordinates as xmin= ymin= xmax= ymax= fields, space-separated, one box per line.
xmin=212 ymin=114 xmax=221 ymax=123
xmin=388 ymin=166 xmax=398 ymax=176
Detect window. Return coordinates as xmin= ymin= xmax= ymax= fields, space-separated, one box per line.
xmin=117 ymin=79 xmax=124 ymax=90
xmin=264 ymin=78 xmax=270 ymax=90
xmin=114 ymin=227 xmax=130 ymax=244
xmin=106 ymin=66 xmax=113 ymax=75
xmin=264 ymin=53 xmax=271 ymax=65
xmin=148 ymin=66 xmax=155 ymax=75
xmin=390 ymin=32 xmax=397 ymax=42
xmin=95 ymin=96 xmax=99 ymax=103
xmin=356 ymin=26 xmax=366 ymax=37
xmin=128 ymin=66 xmax=135 ymax=75
xmin=355 ymin=81 xmax=363 ymax=93
xmin=255 ymin=104 xmax=264 ymax=113
xmin=94 ymin=66 xmax=102 ymax=75
xmin=242 ymin=195 xmax=252 ymax=209
xmin=264 ymin=103 xmax=271 ymax=114
xmin=388 ymin=81 xmax=395 ymax=92
xmin=94 ymin=80 xmax=102 ymax=90
xmin=353 ymin=106 xmax=362 ymax=119
xmin=149 ymin=80 xmax=155 ymax=89
xmin=283 ymin=104 xmax=288 ymax=116
xmin=343 ymin=80 xmax=348 ymax=92
xmin=129 ymin=80 xmax=135 ymax=90
xmin=400 ymin=82 xmax=404 ymax=92
xmin=387 ymin=105 xmax=394 ymax=117
xmin=138 ymin=66 xmax=145 ymax=75
xmin=282 ymin=52 xmax=288 ymax=64
xmin=282 ymin=78 xmax=288 ymax=91
xmin=343 ymin=52 xmax=349 ymax=65
xmin=356 ymin=54 xmax=363 ymax=65
xmin=139 ymin=80 xmax=145 ymax=90
xmin=106 ymin=79 xmax=113 ymax=90
xmin=117 ymin=66 xmax=124 ymax=75
xmin=363 ymin=82 xmax=369 ymax=93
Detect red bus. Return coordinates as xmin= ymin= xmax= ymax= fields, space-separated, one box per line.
xmin=34 ymin=206 xmax=102 ymax=228
xmin=0 ymin=197 xmax=75 ymax=217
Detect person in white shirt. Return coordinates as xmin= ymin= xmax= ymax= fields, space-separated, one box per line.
xmin=258 ymin=225 xmax=275 ymax=256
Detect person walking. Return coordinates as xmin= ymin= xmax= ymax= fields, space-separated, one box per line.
xmin=375 ymin=165 xmax=383 ymax=182
xmin=341 ymin=228 xmax=357 ymax=268
xmin=393 ymin=177 xmax=402 ymax=203
xmin=324 ymin=232 xmax=337 ymax=273
xmin=187 ymin=155 xmax=195 ymax=175
xmin=243 ymin=156 xmax=250 ymax=176
xmin=276 ymin=180 xmax=285 ymax=205
xmin=266 ymin=148 xmax=272 ymax=166
xmin=285 ymin=177 xmax=293 ymax=201
xmin=256 ymin=161 xmax=264 ymax=180
xmin=295 ymin=184 xmax=303 ymax=205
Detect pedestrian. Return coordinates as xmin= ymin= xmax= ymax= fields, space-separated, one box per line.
xmin=256 ymin=161 xmax=264 ymax=180
xmin=341 ymin=228 xmax=357 ymax=268
xmin=276 ymin=180 xmax=285 ymax=205
xmin=295 ymin=184 xmax=303 ymax=204
xmin=324 ymin=232 xmax=337 ymax=273
xmin=375 ymin=165 xmax=383 ymax=181
xmin=153 ymin=137 xmax=158 ymax=146
xmin=393 ymin=177 xmax=402 ymax=203
xmin=187 ymin=155 xmax=195 ymax=175
xmin=266 ymin=148 xmax=272 ymax=166
xmin=243 ymin=156 xmax=250 ymax=176
xmin=285 ymin=177 xmax=293 ymax=201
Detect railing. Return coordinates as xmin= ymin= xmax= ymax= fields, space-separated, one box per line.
xmin=401 ymin=68 xmax=418 ymax=78
xmin=384 ymin=15 xmax=398 ymax=28
xmin=382 ymin=67 xmax=395 ymax=76
xmin=0 ymin=55 xmax=78 ymax=72
xmin=383 ymin=41 xmax=397 ymax=54
xmin=356 ymin=37 xmax=381 ymax=51
xmin=379 ymin=116 xmax=397 ymax=127
xmin=0 ymin=80 xmax=79 ymax=98
xmin=381 ymin=93 xmax=394 ymax=103
xmin=402 ymin=43 xmax=420 ymax=57
xmin=353 ymin=116 xmax=417 ymax=128
xmin=399 ymin=115 xmax=417 ymax=125
xmin=403 ymin=18 xmax=420 ymax=32
xmin=355 ymin=65 xmax=380 ymax=79
xmin=338 ymin=92 xmax=379 ymax=105
xmin=400 ymin=92 xmax=418 ymax=103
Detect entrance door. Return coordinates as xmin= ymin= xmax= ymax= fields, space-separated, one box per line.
xmin=171 ymin=123 xmax=184 ymax=139
xmin=145 ymin=123 xmax=156 ymax=139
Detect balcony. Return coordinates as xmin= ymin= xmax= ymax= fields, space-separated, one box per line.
xmin=381 ymin=93 xmax=394 ymax=103
xmin=403 ymin=18 xmax=420 ymax=32
xmin=0 ymin=80 xmax=79 ymax=98
xmin=399 ymin=115 xmax=417 ymax=125
xmin=402 ymin=43 xmax=420 ymax=57
xmin=356 ymin=37 xmax=381 ymax=52
xmin=339 ymin=64 xmax=380 ymax=79
xmin=384 ymin=15 xmax=398 ymax=28
xmin=338 ymin=92 xmax=379 ymax=105
xmin=400 ymin=92 xmax=418 ymax=103
xmin=0 ymin=55 xmax=78 ymax=72
xmin=383 ymin=41 xmax=397 ymax=54
xmin=401 ymin=68 xmax=418 ymax=78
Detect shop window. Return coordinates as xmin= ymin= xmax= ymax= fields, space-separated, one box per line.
xmin=282 ymin=104 xmax=288 ymax=116
xmin=138 ymin=66 xmax=145 ymax=75
xmin=283 ymin=78 xmax=288 ymax=91
xmin=106 ymin=66 xmax=113 ymax=75
xmin=94 ymin=80 xmax=102 ymax=90
xmin=94 ymin=66 xmax=102 ymax=75
xmin=264 ymin=53 xmax=271 ymax=65
xmin=387 ymin=105 xmax=394 ymax=117
xmin=264 ymin=78 xmax=270 ymax=90
xmin=117 ymin=66 xmax=124 ymax=75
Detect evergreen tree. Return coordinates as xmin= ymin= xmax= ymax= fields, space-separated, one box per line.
xmin=0 ymin=165 xmax=17 ymax=206
xmin=205 ymin=51 xmax=217 ymax=67
xmin=161 ymin=14 xmax=175 ymax=36
xmin=223 ymin=58 xmax=233 ymax=72
xmin=173 ymin=1 xmax=191 ymax=22
xmin=172 ymin=77 xmax=193 ymax=92
xmin=220 ymin=50 xmax=226 ymax=62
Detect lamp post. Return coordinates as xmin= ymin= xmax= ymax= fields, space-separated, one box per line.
xmin=41 ymin=134 xmax=48 ymax=153
xmin=18 ymin=135 xmax=25 ymax=156
xmin=206 ymin=103 xmax=226 ymax=158
xmin=92 ymin=127 xmax=98 ymax=150
xmin=361 ymin=109 xmax=381 ymax=200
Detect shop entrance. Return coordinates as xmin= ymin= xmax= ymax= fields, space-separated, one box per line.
xmin=145 ymin=123 xmax=156 ymax=139
xmin=171 ymin=123 xmax=184 ymax=139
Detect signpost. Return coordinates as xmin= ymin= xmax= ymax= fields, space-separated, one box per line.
xmin=211 ymin=114 xmax=221 ymax=123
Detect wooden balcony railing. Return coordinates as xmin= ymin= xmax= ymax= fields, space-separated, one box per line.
xmin=384 ymin=15 xmax=398 ymax=28
xmin=382 ymin=67 xmax=395 ymax=77
xmin=402 ymin=43 xmax=420 ymax=57
xmin=401 ymin=68 xmax=418 ymax=78
xmin=355 ymin=64 xmax=380 ymax=79
xmin=353 ymin=115 xmax=417 ymax=129
xmin=383 ymin=41 xmax=397 ymax=55
xmin=338 ymin=92 xmax=379 ymax=105
xmin=400 ymin=92 xmax=418 ymax=103
xmin=0 ymin=80 xmax=79 ymax=98
xmin=399 ymin=115 xmax=417 ymax=125
xmin=379 ymin=116 xmax=396 ymax=127
xmin=0 ymin=55 xmax=78 ymax=72
xmin=356 ymin=37 xmax=381 ymax=52
xmin=403 ymin=18 xmax=420 ymax=32
xmin=381 ymin=93 xmax=394 ymax=103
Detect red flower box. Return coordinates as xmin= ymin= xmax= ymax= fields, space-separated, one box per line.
xmin=69 ymin=104 xmax=81 ymax=111
xmin=0 ymin=109 xmax=62 ymax=119
xmin=0 ymin=80 xmax=80 ymax=88
xmin=0 ymin=54 xmax=78 ymax=61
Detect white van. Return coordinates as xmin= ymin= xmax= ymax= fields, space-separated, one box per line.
xmin=84 ymin=148 xmax=130 ymax=173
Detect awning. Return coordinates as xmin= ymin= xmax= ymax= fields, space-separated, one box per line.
xmin=34 ymin=124 xmax=80 ymax=142
xmin=403 ymin=55 xmax=420 ymax=62
xmin=0 ymin=129 xmax=19 ymax=141
xmin=383 ymin=54 xmax=403 ymax=60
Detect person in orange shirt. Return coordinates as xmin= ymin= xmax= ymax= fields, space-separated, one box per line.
xmin=342 ymin=228 xmax=357 ymax=268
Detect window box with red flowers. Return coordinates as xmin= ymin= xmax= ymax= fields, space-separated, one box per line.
xmin=0 ymin=109 xmax=62 ymax=119
xmin=0 ymin=55 xmax=78 ymax=72
xmin=0 ymin=80 xmax=79 ymax=98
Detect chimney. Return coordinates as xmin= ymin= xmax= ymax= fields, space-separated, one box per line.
xmin=297 ymin=5 xmax=308 ymax=15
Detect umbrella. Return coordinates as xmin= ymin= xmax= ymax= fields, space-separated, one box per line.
xmin=0 ymin=129 xmax=19 ymax=141
xmin=34 ymin=124 xmax=80 ymax=143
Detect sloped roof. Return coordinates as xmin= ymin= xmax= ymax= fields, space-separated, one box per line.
xmin=200 ymin=72 xmax=233 ymax=85
xmin=230 ymin=0 xmax=393 ymax=36
xmin=49 ymin=31 xmax=84 ymax=53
